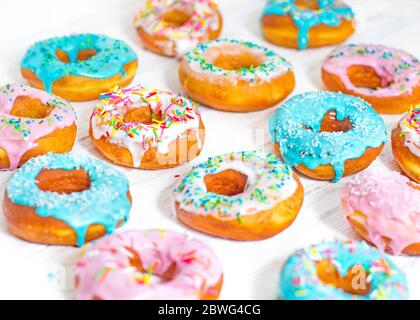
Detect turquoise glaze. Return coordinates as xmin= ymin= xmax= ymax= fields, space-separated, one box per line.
xmin=263 ymin=0 xmax=354 ymax=49
xmin=280 ymin=240 xmax=409 ymax=300
xmin=269 ymin=91 xmax=387 ymax=182
xmin=6 ymin=153 xmax=131 ymax=246
xmin=21 ymin=34 xmax=137 ymax=93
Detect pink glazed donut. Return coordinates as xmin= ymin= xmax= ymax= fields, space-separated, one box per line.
xmin=341 ymin=169 xmax=420 ymax=256
xmin=0 ymin=83 xmax=77 ymax=170
xmin=74 ymin=230 xmax=223 ymax=300
xmin=322 ymin=44 xmax=420 ymax=114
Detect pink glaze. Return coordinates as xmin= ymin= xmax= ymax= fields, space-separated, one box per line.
xmin=341 ymin=168 xmax=420 ymax=255
xmin=0 ymin=84 xmax=76 ymax=170
xmin=74 ymin=230 xmax=223 ymax=300
xmin=323 ymin=44 xmax=420 ymax=98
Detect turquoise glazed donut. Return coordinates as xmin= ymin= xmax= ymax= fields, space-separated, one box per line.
xmin=279 ymin=240 xmax=409 ymax=300
xmin=4 ymin=153 xmax=131 ymax=246
xmin=21 ymin=34 xmax=138 ymax=101
xmin=269 ymin=91 xmax=387 ymax=182
xmin=262 ymin=0 xmax=354 ymax=50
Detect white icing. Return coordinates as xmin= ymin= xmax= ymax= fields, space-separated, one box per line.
xmin=90 ymin=86 xmax=202 ymax=167
xmin=400 ymin=115 xmax=420 ymax=157
xmin=173 ymin=151 xmax=298 ymax=220
xmin=183 ymin=39 xmax=292 ymax=85
xmin=135 ymin=0 xmax=221 ymax=57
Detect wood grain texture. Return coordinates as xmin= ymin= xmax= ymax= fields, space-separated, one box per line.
xmin=0 ymin=0 xmax=420 ymax=299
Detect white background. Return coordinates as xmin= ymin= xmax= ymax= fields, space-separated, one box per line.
xmin=0 ymin=0 xmax=419 ymax=299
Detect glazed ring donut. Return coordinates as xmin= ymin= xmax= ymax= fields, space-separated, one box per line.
xmin=3 ymin=153 xmax=132 ymax=247
xmin=74 ymin=230 xmax=223 ymax=300
xmin=280 ymin=240 xmax=409 ymax=300
xmin=0 ymin=84 xmax=77 ymax=170
xmin=179 ymin=39 xmax=295 ymax=112
xmin=322 ymin=44 xmax=420 ymax=114
xmin=21 ymin=34 xmax=138 ymax=101
xmin=173 ymin=151 xmax=304 ymax=240
xmin=135 ymin=0 xmax=222 ymax=57
xmin=262 ymin=0 xmax=355 ymax=50
xmin=341 ymin=169 xmax=420 ymax=256
xmin=90 ymin=85 xmax=205 ymax=169
xmin=269 ymin=91 xmax=387 ymax=182
xmin=392 ymin=107 xmax=420 ymax=182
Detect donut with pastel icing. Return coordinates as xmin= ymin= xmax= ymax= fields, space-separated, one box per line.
xmin=173 ymin=151 xmax=304 ymax=240
xmin=280 ymin=240 xmax=409 ymax=300
xmin=135 ymin=0 xmax=222 ymax=58
xmin=341 ymin=169 xmax=420 ymax=256
xmin=3 ymin=153 xmax=131 ymax=246
xmin=269 ymin=91 xmax=387 ymax=182
xmin=0 ymin=84 xmax=77 ymax=170
xmin=74 ymin=230 xmax=223 ymax=300
xmin=21 ymin=34 xmax=138 ymax=101
xmin=261 ymin=0 xmax=355 ymax=50
xmin=322 ymin=44 xmax=420 ymax=114
xmin=179 ymin=39 xmax=295 ymax=112
xmin=392 ymin=107 xmax=420 ymax=182
xmin=89 ymin=85 xmax=205 ymax=169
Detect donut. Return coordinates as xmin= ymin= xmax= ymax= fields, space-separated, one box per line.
xmin=392 ymin=107 xmax=420 ymax=182
xmin=21 ymin=34 xmax=138 ymax=101
xmin=0 ymin=83 xmax=77 ymax=170
xmin=341 ymin=169 xmax=420 ymax=256
xmin=173 ymin=151 xmax=304 ymax=240
xmin=90 ymin=85 xmax=205 ymax=169
xmin=3 ymin=153 xmax=132 ymax=247
xmin=179 ymin=39 xmax=295 ymax=112
xmin=269 ymin=91 xmax=387 ymax=182
xmin=74 ymin=230 xmax=223 ymax=300
xmin=261 ymin=0 xmax=355 ymax=50
xmin=135 ymin=0 xmax=222 ymax=58
xmin=279 ymin=240 xmax=409 ymax=300
xmin=322 ymin=44 xmax=420 ymax=114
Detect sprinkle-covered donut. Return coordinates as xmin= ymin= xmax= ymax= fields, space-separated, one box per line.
xmin=21 ymin=34 xmax=138 ymax=101
xmin=74 ymin=230 xmax=223 ymax=300
xmin=0 ymin=83 xmax=77 ymax=170
xmin=90 ymin=85 xmax=204 ymax=169
xmin=322 ymin=44 xmax=420 ymax=114
xmin=135 ymin=0 xmax=222 ymax=57
xmin=269 ymin=91 xmax=387 ymax=182
xmin=341 ymin=169 xmax=420 ymax=255
xmin=3 ymin=153 xmax=131 ymax=246
xmin=280 ymin=240 xmax=409 ymax=300
xmin=392 ymin=107 xmax=420 ymax=182
xmin=179 ymin=39 xmax=295 ymax=112
xmin=173 ymin=151 xmax=304 ymax=240
xmin=262 ymin=0 xmax=355 ymax=50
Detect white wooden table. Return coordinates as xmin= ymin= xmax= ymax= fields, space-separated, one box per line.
xmin=1 ymin=0 xmax=419 ymax=300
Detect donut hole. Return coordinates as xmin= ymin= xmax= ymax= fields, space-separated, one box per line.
xmin=123 ymin=106 xmax=163 ymax=124
xmin=56 ymin=48 xmax=97 ymax=63
xmin=316 ymin=260 xmax=371 ymax=296
xmin=10 ymin=96 xmax=53 ymax=119
xmin=320 ymin=110 xmax=354 ymax=133
xmin=204 ymin=169 xmax=248 ymax=196
xmin=295 ymin=0 xmax=320 ymax=10
xmin=162 ymin=4 xmax=193 ymax=27
xmin=347 ymin=65 xmax=393 ymax=90
xmin=36 ymin=169 xmax=91 ymax=194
